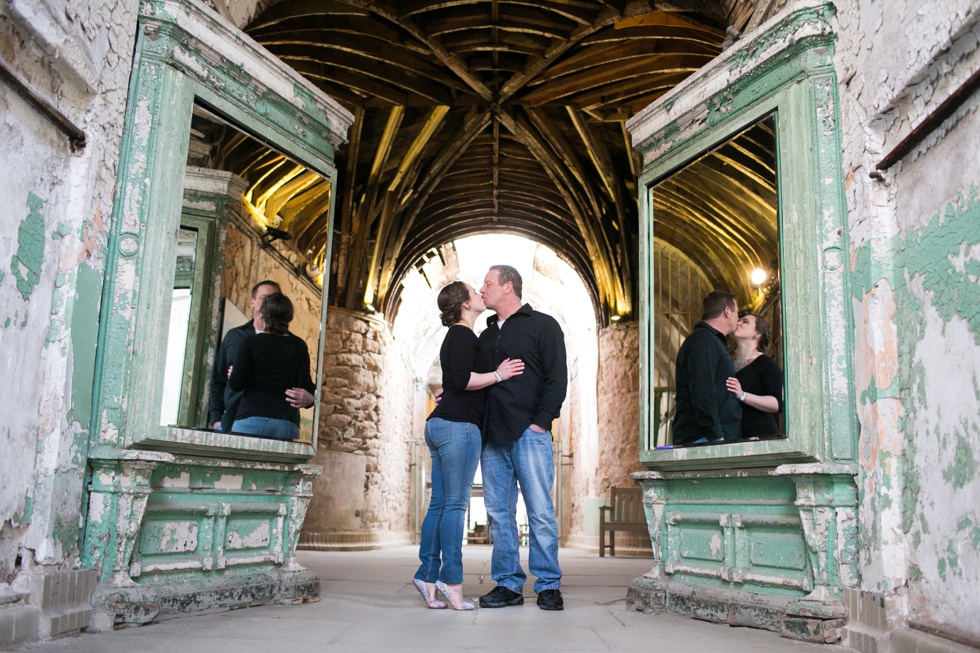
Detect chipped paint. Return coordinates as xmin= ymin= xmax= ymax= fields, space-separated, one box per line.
xmin=10 ymin=193 xmax=46 ymax=301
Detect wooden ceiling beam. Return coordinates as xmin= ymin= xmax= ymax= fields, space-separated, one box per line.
xmin=521 ymin=54 xmax=712 ymax=105
xmin=275 ymin=52 xmax=459 ymax=104
xmin=497 ymin=3 xmax=625 ymax=101
xmin=522 ymin=107 xmax=602 ymax=219
xmin=495 ymin=107 xmax=624 ymax=311
xmin=534 ymin=39 xmax=718 ymax=82
xmin=398 ymin=0 xmax=597 ymax=24
xmin=246 ymin=0 xmax=370 ymax=30
xmin=566 ymin=107 xmax=618 ymax=207
xmin=566 ymin=71 xmax=691 ymax=112
xmin=256 ymin=34 xmax=461 ymax=83
xmin=385 ymin=109 xmax=493 ymax=278
xmin=345 ymin=0 xmax=495 ymax=102
xmin=388 ymin=105 xmax=451 ymax=193
xmin=423 ymin=10 xmax=576 ymax=38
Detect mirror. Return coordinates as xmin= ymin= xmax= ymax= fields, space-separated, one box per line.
xmin=158 ymin=104 xmax=331 ymax=444
xmin=649 ymin=114 xmax=782 ymax=448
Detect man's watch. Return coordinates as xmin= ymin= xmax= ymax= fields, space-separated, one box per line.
xmin=493 ymin=371 xmax=503 ymax=383
xmin=739 ymin=391 xmax=746 ymax=402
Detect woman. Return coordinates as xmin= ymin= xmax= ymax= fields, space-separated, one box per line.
xmin=726 ymin=313 xmax=783 ymax=440
xmin=414 ymin=281 xmax=523 ymax=611
xmin=228 ymin=292 xmax=315 ymax=441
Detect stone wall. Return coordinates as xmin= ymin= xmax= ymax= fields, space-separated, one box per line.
xmin=301 ymin=307 xmax=416 ymax=548
xmin=596 ymin=322 xmax=643 ymax=491
xmin=0 ymin=0 xmax=141 ymax=642
xmin=565 ymin=321 xmax=645 ymax=552
xmin=835 ymin=0 xmax=980 ymax=647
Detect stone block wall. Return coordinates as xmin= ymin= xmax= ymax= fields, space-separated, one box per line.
xmin=300 ymin=307 xmax=416 ymax=548
xmin=566 ymin=321 xmax=645 ymax=551
xmin=222 ymin=223 xmax=322 ymax=350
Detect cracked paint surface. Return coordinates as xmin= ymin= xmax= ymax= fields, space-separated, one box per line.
xmin=837 ymin=0 xmax=980 ymax=637
xmin=0 ymin=0 xmax=139 ymax=599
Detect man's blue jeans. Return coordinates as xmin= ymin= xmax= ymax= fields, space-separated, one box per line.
xmin=231 ymin=416 xmax=299 ymax=440
xmin=415 ymin=418 xmax=481 ymax=585
xmin=482 ymin=427 xmax=561 ymax=593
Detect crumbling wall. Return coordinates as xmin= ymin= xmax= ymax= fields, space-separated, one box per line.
xmin=0 ymin=0 xmax=138 ymax=582
xmin=0 ymin=0 xmax=139 ymax=643
xmin=836 ymin=0 xmax=980 ymax=637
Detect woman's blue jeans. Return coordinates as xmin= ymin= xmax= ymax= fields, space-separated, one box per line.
xmin=231 ymin=416 xmax=299 ymax=440
xmin=415 ymin=418 xmax=481 ymax=585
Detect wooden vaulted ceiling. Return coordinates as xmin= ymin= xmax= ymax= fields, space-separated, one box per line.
xmin=231 ymin=0 xmax=763 ymax=324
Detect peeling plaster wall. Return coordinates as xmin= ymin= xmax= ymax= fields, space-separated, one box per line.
xmin=836 ymin=0 xmax=980 ymax=635
xmin=0 ymin=0 xmax=139 ymax=583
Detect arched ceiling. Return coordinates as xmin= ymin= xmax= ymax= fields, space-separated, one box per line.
xmin=210 ymin=0 xmax=774 ymax=325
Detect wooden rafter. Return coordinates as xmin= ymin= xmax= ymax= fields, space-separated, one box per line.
xmin=235 ymin=0 xmax=762 ymax=324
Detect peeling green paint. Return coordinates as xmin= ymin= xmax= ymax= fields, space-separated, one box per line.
xmin=908 ymin=564 xmax=922 ymax=582
xmin=10 ymin=192 xmax=46 ymax=301
xmin=900 ymin=185 xmax=980 ymax=346
xmin=859 ymin=375 xmax=901 ymax=404
xmin=70 ymin=263 xmax=103 ymax=430
xmin=942 ymin=434 xmax=977 ymax=489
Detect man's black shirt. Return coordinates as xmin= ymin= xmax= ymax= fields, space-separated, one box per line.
xmin=671 ymin=321 xmax=741 ymax=444
xmin=209 ymin=320 xmax=256 ymax=431
xmin=479 ymin=304 xmax=567 ymax=446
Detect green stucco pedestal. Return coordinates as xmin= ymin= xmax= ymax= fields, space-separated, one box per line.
xmin=627 ymin=465 xmax=856 ymax=643
xmin=83 ymin=449 xmax=322 ymax=630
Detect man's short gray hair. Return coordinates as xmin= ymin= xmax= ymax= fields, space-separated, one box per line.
xmin=490 ymin=265 xmax=523 ymax=299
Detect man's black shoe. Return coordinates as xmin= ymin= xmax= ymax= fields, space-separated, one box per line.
xmin=479 ymin=585 xmax=524 ymax=608
xmin=536 ymin=589 xmax=564 ymax=611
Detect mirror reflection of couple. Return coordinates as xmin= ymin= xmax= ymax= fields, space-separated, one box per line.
xmin=414 ymin=265 xmax=568 ymax=612
xmin=671 ymin=290 xmax=784 ymax=446
xmin=209 ymin=280 xmax=316 ymax=441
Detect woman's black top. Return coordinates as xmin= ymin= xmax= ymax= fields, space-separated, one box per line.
xmin=428 ymin=324 xmax=494 ymax=427
xmin=228 ymin=332 xmax=316 ymax=425
xmin=735 ymin=354 xmax=784 ymax=438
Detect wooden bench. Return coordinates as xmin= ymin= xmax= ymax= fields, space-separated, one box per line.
xmin=598 ymin=487 xmax=648 ymax=557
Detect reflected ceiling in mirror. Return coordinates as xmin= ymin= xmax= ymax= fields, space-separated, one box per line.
xmin=189 ymin=104 xmax=332 ymax=283
xmin=652 ymin=114 xmax=779 ymax=306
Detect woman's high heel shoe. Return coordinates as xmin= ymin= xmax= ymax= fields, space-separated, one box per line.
xmin=435 ymin=580 xmax=476 ymax=611
xmin=413 ymin=578 xmax=447 ymax=609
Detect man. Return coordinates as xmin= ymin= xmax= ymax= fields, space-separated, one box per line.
xmin=208 ymin=280 xmax=314 ymax=432
xmin=477 ymin=265 xmax=568 ymax=611
xmin=671 ymin=290 xmax=742 ymax=445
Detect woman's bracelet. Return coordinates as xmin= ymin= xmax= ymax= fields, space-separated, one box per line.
xmin=493 ymin=371 xmax=503 ymax=383
xmin=739 ymin=391 xmax=746 ymax=402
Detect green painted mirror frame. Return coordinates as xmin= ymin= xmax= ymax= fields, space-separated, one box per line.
xmin=629 ymin=1 xmax=856 ymax=470
xmin=92 ymin=0 xmax=353 ymax=462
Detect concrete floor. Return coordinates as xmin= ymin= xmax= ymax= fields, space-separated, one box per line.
xmin=10 ymin=546 xmax=850 ymax=653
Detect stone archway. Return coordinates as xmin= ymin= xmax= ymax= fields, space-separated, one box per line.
xmin=300 ymin=234 xmax=643 ymax=553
